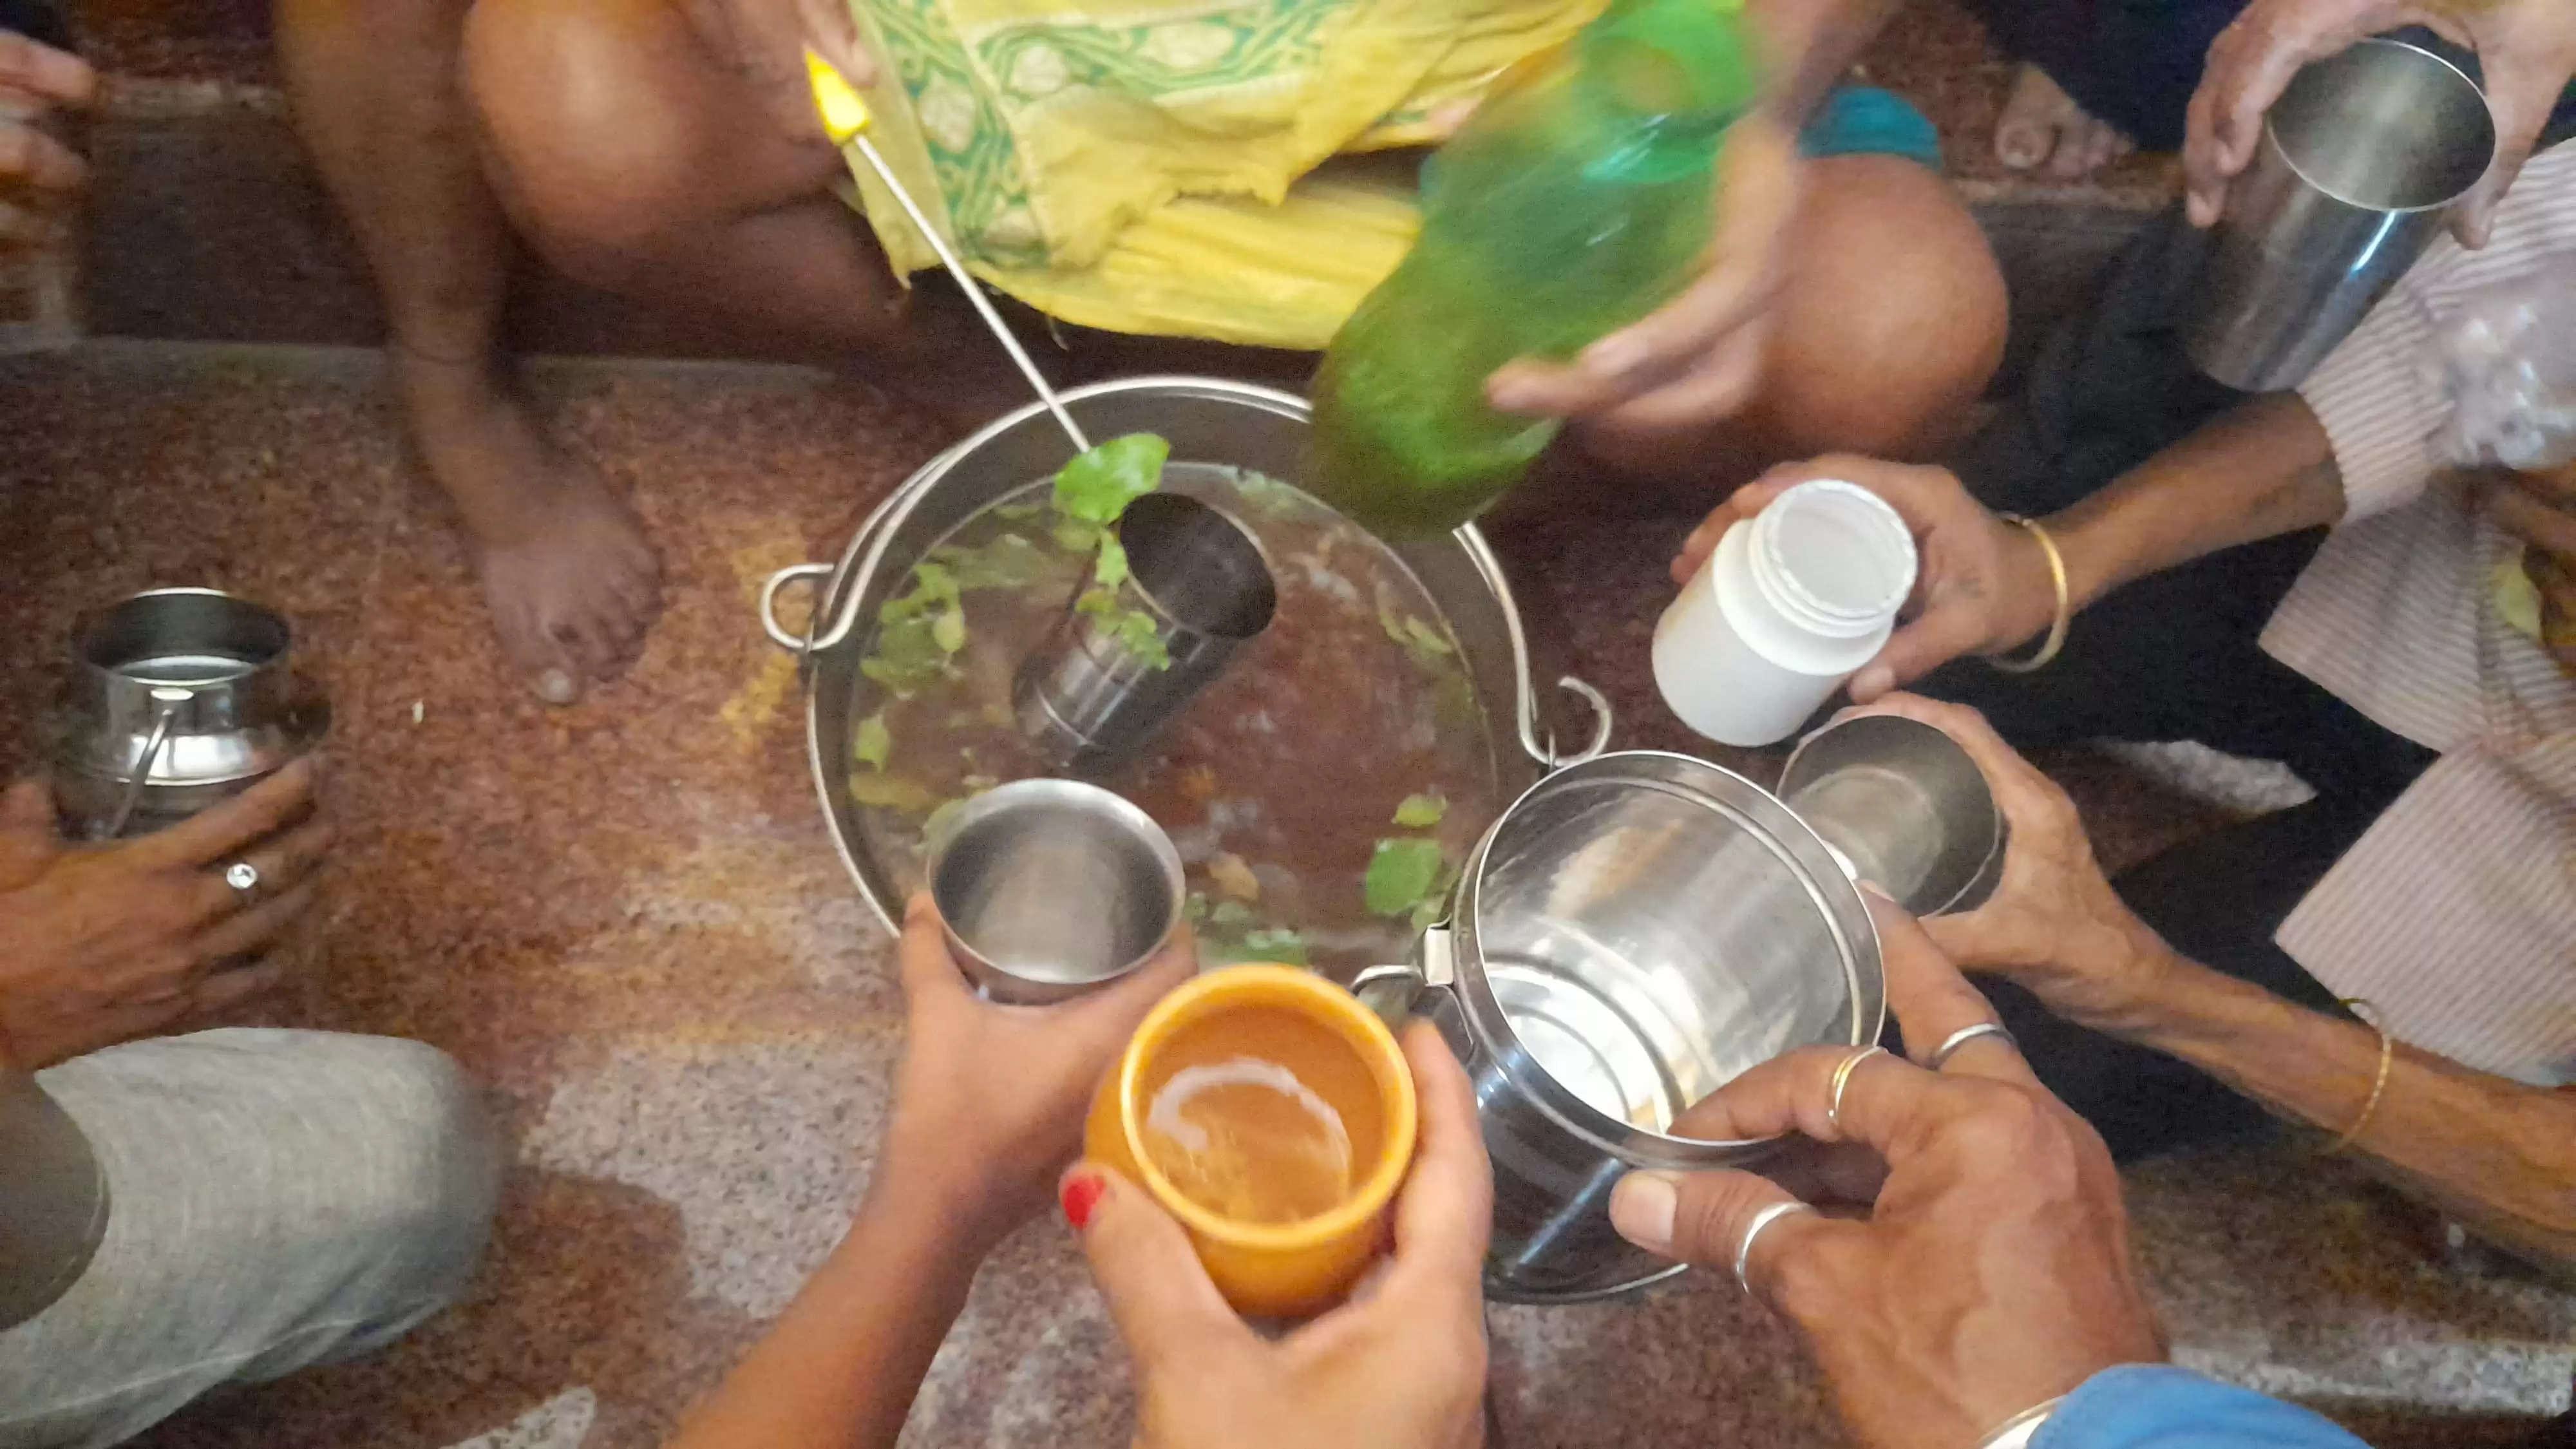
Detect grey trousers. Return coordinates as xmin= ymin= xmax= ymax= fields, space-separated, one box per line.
xmin=0 ymin=1030 xmax=502 ymax=1448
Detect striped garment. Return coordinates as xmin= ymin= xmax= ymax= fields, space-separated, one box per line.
xmin=2270 ymin=142 xmax=2576 ymax=1088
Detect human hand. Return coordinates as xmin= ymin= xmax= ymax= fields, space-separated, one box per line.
xmin=1485 ymin=110 xmax=1801 ymax=433
xmin=1844 ymin=696 xmax=2175 ymax=1030
xmin=2474 ymin=462 xmax=2576 ymax=670
xmin=873 ymin=893 xmax=1193 ymax=1247
xmin=1608 ymin=896 xmax=2164 ymax=1449
xmin=2183 ymin=0 xmax=2576 ymax=247
xmin=1669 ymin=456 xmax=2060 ymax=703
xmin=793 ymin=0 xmax=876 ymax=89
xmin=0 ymin=760 xmax=328 ymax=1072
xmin=1065 ymin=1022 xmax=1491 ymax=1449
xmin=1 ymin=28 xmax=97 ymax=243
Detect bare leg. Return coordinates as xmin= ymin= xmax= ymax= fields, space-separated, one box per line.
xmin=1994 ymin=64 xmax=2136 ymax=182
xmin=1568 ymin=153 xmax=2011 ymax=499
xmin=275 ymin=0 xmax=661 ymax=703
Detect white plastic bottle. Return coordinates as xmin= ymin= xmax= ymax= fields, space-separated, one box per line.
xmin=1653 ymin=479 xmax=1918 ymax=746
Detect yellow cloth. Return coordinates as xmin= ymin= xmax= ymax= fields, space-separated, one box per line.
xmin=840 ymin=0 xmax=1605 ymax=349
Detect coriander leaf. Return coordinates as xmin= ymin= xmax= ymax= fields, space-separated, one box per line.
xmin=1393 ymin=791 xmax=1446 ymax=828
xmin=853 ymin=709 xmax=891 ymax=770
xmin=1052 ymin=433 xmax=1171 ymax=524
xmin=1364 ymin=838 xmax=1446 ymax=918
xmin=1094 ymin=535 xmax=1131 ymax=590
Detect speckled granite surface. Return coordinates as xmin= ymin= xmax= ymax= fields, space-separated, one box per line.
xmin=1 ymin=343 xmax=2567 ymax=1449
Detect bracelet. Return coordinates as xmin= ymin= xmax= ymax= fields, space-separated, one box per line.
xmin=2319 ymin=998 xmax=2394 ymax=1157
xmin=1985 ymin=515 xmax=2070 ymax=674
xmin=1977 ymin=1394 xmax=2066 ymax=1449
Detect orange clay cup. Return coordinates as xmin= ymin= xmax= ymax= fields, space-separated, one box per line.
xmin=1083 ymin=963 xmax=1421 ymax=1317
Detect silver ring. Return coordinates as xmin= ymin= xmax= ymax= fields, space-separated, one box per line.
xmin=224 ymin=861 xmax=260 ymax=901
xmin=1931 ymin=1021 xmax=2019 ymax=1068
xmin=1733 ymin=1201 xmax=1818 ymax=1294
xmin=1826 ymin=1046 xmax=1886 ymax=1133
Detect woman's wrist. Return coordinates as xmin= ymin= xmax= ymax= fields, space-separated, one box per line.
xmin=866 ymin=1129 xmax=1039 ymax=1255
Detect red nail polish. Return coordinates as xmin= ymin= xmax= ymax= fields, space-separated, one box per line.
xmin=1059 ymin=1171 xmax=1106 ymax=1231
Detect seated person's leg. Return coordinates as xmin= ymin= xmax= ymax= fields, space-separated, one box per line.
xmin=0 ymin=1030 xmax=500 ymax=1448
xmin=1575 ymin=146 xmax=2009 ymax=491
xmin=276 ymin=0 xmax=663 ymax=704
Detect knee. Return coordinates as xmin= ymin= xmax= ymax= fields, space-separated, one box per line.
xmin=1754 ymin=155 xmax=2009 ymax=458
xmin=462 ymin=0 xmax=712 ymax=291
xmin=343 ymin=1037 xmax=503 ymax=1305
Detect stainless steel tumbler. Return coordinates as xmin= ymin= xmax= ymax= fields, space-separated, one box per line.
xmin=2184 ymin=35 xmax=2495 ymax=392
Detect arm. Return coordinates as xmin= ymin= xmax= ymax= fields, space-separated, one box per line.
xmin=2041 ymin=392 xmax=2347 ymax=613
xmin=666 ymin=897 xmax=1191 ymax=1449
xmin=1872 ymin=696 xmax=2576 ymax=1281
xmin=2087 ymin=940 xmax=2576 ymax=1276
xmin=662 ymin=1164 xmax=1001 ymax=1449
xmin=1673 ymin=393 xmax=2351 ymax=700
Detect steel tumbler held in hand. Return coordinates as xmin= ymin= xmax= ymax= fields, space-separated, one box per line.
xmin=2184 ymin=35 xmax=2495 ymax=392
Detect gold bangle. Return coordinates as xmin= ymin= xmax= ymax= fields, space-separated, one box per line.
xmin=1985 ymin=514 xmax=2070 ymax=674
xmin=2319 ymin=998 xmax=2394 ymax=1157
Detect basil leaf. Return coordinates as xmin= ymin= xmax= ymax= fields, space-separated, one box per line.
xmin=1364 ymin=838 xmax=1446 ymax=918
xmin=853 ymin=709 xmax=891 ymax=770
xmin=1052 ymin=433 xmax=1170 ymax=524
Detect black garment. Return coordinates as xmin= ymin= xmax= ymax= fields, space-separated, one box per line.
xmin=1953 ymin=0 xmax=2576 ymax=157
xmin=1915 ymin=209 xmax=2437 ymax=1161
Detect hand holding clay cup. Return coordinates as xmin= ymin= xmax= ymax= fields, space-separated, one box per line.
xmin=1065 ymin=1021 xmax=1491 ymax=1449
xmin=1607 ymin=898 xmax=2164 ymax=1449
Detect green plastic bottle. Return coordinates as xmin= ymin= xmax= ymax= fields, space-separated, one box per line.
xmin=1308 ymin=0 xmax=1761 ymax=536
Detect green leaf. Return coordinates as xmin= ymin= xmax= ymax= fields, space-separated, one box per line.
xmin=931 ymin=605 xmax=967 ymax=655
xmin=1364 ymin=838 xmax=1447 ymax=918
xmin=1184 ymin=891 xmax=1210 ymax=923
xmin=1240 ymin=927 xmax=1310 ymax=966
xmin=1052 ymin=518 xmax=1102 ymax=554
xmin=1052 ymin=433 xmax=1170 ymax=524
xmin=1209 ymin=899 xmax=1255 ymax=929
xmin=853 ymin=709 xmax=891 ymax=770
xmin=1093 ymin=535 xmax=1131 ymax=590
xmin=1111 ymin=609 xmax=1172 ymax=670
xmin=1393 ymin=791 xmax=1446 ymax=828
xmin=849 ymin=771 xmax=942 ymax=813
xmin=932 ymin=532 xmax=1056 ymax=591
xmin=993 ymin=497 xmax=1047 ymax=520
xmin=1410 ymin=896 xmax=1447 ymax=930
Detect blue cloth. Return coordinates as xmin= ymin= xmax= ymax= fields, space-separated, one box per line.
xmin=1801 ymin=86 xmax=1945 ymax=172
xmin=2037 ymin=1366 xmax=2374 ymax=1449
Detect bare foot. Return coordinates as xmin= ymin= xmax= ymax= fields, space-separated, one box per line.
xmin=1994 ymin=64 xmax=2136 ymax=182
xmin=397 ymin=354 xmax=665 ymax=703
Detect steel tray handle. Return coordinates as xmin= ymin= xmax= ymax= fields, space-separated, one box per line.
xmin=1538 ymin=674 xmax=1613 ymax=768
xmin=759 ymin=564 xmax=837 ymax=654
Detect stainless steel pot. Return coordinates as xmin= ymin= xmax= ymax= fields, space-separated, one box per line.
xmin=1357 ymin=751 xmax=1885 ymax=1303
xmin=759 ymin=375 xmax=1613 ymax=933
xmin=53 ymin=588 xmax=325 ymax=839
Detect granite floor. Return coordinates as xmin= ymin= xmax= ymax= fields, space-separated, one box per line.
xmin=2 ymin=342 xmax=2570 ymax=1449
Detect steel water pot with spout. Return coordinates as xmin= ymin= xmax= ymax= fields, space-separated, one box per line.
xmin=1356 ymin=750 xmax=1885 ymax=1302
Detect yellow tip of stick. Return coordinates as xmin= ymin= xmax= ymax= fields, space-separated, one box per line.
xmin=804 ymin=46 xmax=872 ymax=145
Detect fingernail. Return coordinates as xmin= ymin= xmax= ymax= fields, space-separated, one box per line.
xmin=535 ymin=668 xmax=579 ymax=705
xmin=1609 ymin=1171 xmax=1677 ymax=1253
xmin=1857 ymin=879 xmax=1899 ymax=904
xmin=1059 ymin=1170 xmax=1106 ymax=1232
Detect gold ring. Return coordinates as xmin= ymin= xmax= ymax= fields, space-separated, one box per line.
xmin=1826 ymin=1046 xmax=1886 ymax=1134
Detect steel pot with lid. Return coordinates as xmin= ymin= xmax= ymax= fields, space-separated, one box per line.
xmin=1357 ymin=750 xmax=1886 ymax=1303
xmin=758 ymin=375 xmax=1613 ymax=933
